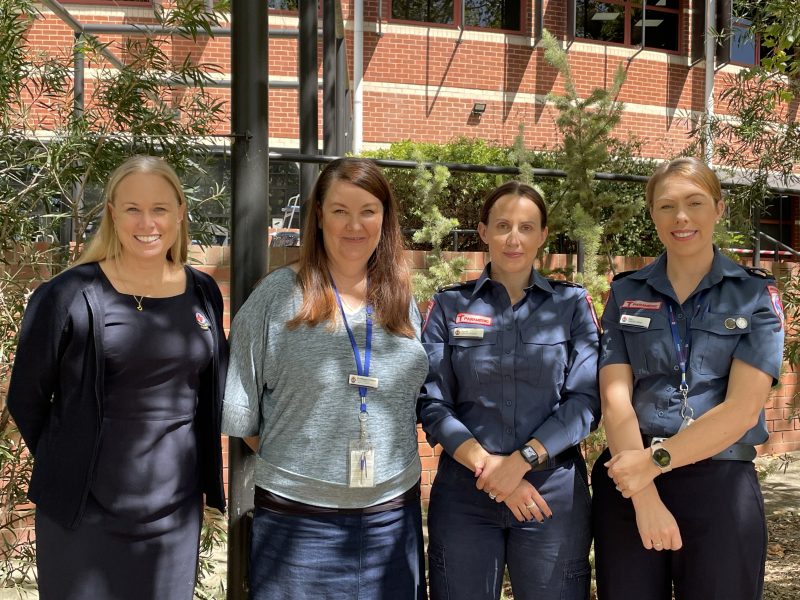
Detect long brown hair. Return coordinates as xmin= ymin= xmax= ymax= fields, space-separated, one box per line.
xmin=287 ymin=158 xmax=415 ymax=337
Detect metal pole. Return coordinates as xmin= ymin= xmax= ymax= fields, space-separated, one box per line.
xmin=64 ymin=32 xmax=86 ymax=248
xmin=228 ymin=0 xmax=269 ymax=598
xmin=335 ymin=36 xmax=347 ymax=154
xmin=704 ymin=0 xmax=716 ymax=166
xmin=353 ymin=0 xmax=363 ymax=153
xmin=753 ymin=205 xmax=761 ymax=267
xmin=323 ymin=0 xmax=336 ymax=155
xmin=299 ymin=0 xmax=319 ymax=227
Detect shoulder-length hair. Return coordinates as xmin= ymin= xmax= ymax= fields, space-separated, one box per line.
xmin=287 ymin=158 xmax=415 ymax=338
xmin=74 ymin=155 xmax=189 ymax=266
xmin=479 ymin=181 xmax=548 ymax=228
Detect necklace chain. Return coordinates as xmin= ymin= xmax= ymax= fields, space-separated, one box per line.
xmin=132 ymin=294 xmax=145 ymax=311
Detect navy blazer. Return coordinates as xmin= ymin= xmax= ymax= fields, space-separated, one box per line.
xmin=7 ymin=262 xmax=228 ymax=529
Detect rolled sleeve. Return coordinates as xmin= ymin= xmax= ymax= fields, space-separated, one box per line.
xmin=532 ymin=290 xmax=601 ymax=457
xmin=418 ymin=296 xmax=475 ymax=456
xmin=733 ymin=283 xmax=784 ymax=384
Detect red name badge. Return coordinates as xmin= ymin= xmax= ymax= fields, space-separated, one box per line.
xmin=620 ymin=300 xmax=663 ymax=311
xmin=455 ymin=313 xmax=492 ymax=326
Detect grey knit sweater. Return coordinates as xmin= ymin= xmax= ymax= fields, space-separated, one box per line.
xmin=222 ymin=267 xmax=429 ymax=508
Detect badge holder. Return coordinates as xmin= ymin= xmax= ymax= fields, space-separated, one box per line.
xmin=678 ymin=378 xmax=694 ymax=432
xmin=349 ymin=412 xmax=375 ymax=488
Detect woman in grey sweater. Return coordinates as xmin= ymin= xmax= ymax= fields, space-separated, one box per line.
xmin=222 ymin=158 xmax=428 ymax=599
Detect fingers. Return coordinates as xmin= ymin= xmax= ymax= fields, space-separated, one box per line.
xmin=640 ymin=529 xmax=683 ymax=551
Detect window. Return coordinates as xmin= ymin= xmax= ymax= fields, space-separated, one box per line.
xmin=390 ymin=0 xmax=524 ymax=31
xmin=574 ymin=0 xmax=680 ymax=53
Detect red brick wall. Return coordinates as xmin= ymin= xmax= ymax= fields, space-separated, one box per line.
xmin=20 ymin=1 xmax=800 ymax=165
xmin=190 ymin=245 xmax=799 ymax=503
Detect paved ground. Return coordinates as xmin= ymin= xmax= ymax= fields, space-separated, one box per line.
xmin=758 ymin=451 xmax=800 ymax=514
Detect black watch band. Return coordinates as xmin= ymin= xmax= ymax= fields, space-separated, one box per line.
xmin=519 ymin=445 xmax=539 ymax=466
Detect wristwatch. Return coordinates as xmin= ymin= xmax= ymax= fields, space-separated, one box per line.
xmin=519 ymin=444 xmax=540 ymax=466
xmin=650 ymin=443 xmax=673 ymax=474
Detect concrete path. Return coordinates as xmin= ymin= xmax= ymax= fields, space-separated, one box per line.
xmin=759 ymin=451 xmax=800 ymax=515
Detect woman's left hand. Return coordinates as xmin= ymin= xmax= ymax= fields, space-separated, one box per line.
xmin=475 ymin=453 xmax=530 ymax=502
xmin=605 ymin=448 xmax=660 ymax=498
xmin=504 ymin=480 xmax=552 ymax=523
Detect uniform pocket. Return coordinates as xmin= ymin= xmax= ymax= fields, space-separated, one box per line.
xmin=427 ymin=540 xmax=450 ymax=600
xmin=617 ymin=312 xmax=668 ymax=376
xmin=691 ymin=312 xmax=750 ymax=376
xmin=560 ymin=557 xmax=591 ymax=600
xmin=449 ymin=330 xmax=498 ymax=386
xmin=520 ymin=322 xmax=570 ymax=387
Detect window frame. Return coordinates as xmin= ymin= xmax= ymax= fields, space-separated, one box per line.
xmin=387 ymin=0 xmax=530 ymax=35
xmin=571 ymin=0 xmax=684 ymax=56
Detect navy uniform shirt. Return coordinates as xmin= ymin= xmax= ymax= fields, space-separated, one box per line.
xmin=600 ymin=248 xmax=785 ymax=445
xmin=419 ymin=264 xmax=601 ymax=458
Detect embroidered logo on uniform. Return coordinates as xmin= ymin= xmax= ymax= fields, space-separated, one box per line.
xmin=455 ymin=313 xmax=492 ymax=326
xmin=195 ymin=312 xmax=210 ymax=330
xmin=621 ymin=300 xmax=663 ymax=310
xmin=422 ymin=299 xmax=435 ymax=333
xmin=768 ymin=285 xmax=785 ymax=330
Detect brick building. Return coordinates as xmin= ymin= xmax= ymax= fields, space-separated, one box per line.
xmin=18 ymin=0 xmax=800 ymax=495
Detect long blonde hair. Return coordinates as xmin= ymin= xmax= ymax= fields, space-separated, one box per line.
xmin=74 ymin=155 xmax=189 ymax=266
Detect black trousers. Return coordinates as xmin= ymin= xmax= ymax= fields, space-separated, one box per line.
xmin=591 ymin=447 xmax=766 ymax=600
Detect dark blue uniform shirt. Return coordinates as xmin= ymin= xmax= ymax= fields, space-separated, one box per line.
xmin=419 ymin=265 xmax=601 ymax=458
xmin=600 ymin=248 xmax=784 ymax=444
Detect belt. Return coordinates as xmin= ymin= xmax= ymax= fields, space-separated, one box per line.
xmin=254 ymin=481 xmax=420 ymax=516
xmin=529 ymin=445 xmax=582 ymax=472
xmin=641 ymin=434 xmax=756 ymax=462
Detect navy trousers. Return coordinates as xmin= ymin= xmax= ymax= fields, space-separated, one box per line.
xmin=592 ymin=447 xmax=767 ymax=600
xmin=427 ymin=452 xmax=591 ymax=600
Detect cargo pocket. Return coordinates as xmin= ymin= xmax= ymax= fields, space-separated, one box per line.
xmin=691 ymin=312 xmax=750 ymax=377
xmin=520 ymin=321 xmax=570 ymax=388
xmin=617 ymin=312 xmax=669 ymax=376
xmin=449 ymin=330 xmax=499 ymax=387
xmin=560 ymin=557 xmax=591 ymax=600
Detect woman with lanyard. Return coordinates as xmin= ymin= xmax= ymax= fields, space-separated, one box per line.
xmin=593 ymin=157 xmax=785 ymax=599
xmin=419 ymin=181 xmax=601 ymax=600
xmin=222 ymin=158 xmax=429 ymax=599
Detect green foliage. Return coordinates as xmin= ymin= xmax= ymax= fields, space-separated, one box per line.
xmin=0 ymin=0 xmax=229 ymax=593
xmin=534 ymin=30 xmax=647 ymax=298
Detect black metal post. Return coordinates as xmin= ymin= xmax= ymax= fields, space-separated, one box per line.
xmin=753 ymin=205 xmax=761 ymax=267
xmin=63 ymin=32 xmax=85 ymax=248
xmin=228 ymin=0 xmax=269 ymax=598
xmin=299 ymin=0 xmax=319 ymax=228
xmin=576 ymin=240 xmax=585 ymax=276
xmin=335 ymin=35 xmax=348 ymax=154
xmin=323 ymin=0 xmax=336 ymax=155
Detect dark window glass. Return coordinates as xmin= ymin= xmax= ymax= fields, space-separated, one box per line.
xmin=392 ymin=0 xmax=454 ymax=24
xmin=269 ymin=161 xmax=301 ymax=224
xmin=269 ymin=0 xmax=298 ymax=9
xmin=576 ymin=1 xmax=625 ymax=44
xmin=465 ymin=0 xmax=521 ymax=30
xmin=631 ymin=8 xmax=680 ymax=51
xmin=646 ymin=0 xmax=678 ymax=8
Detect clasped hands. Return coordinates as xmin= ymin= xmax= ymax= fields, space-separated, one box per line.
xmin=474 ymin=453 xmax=551 ymax=523
xmin=605 ymin=447 xmax=661 ymax=498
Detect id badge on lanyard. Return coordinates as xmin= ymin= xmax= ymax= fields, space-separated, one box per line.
xmin=332 ymin=277 xmax=378 ymax=488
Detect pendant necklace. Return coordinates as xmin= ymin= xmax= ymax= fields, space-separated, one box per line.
xmin=132 ymin=294 xmax=145 ymax=311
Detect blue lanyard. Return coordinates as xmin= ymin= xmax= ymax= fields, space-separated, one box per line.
xmin=331 ymin=278 xmax=372 ymax=414
xmin=666 ymin=290 xmax=709 ymax=396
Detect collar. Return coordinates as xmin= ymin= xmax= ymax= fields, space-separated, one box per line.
xmin=629 ymin=247 xmax=748 ymax=301
xmin=471 ymin=263 xmax=555 ymax=298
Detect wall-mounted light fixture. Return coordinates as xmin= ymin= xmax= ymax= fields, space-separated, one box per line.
xmin=471 ymin=102 xmax=487 ymax=116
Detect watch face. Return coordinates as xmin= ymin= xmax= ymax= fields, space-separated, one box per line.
xmin=521 ymin=446 xmax=538 ymax=464
xmin=652 ymin=447 xmax=671 ymax=468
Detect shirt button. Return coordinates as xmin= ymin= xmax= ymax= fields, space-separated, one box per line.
xmin=505 ymin=348 xmax=512 ymax=354
xmin=505 ymin=427 xmax=512 ymax=434
xmin=505 ymin=400 xmax=512 ymax=406
xmin=673 ymin=365 xmax=679 ymax=371
xmin=677 ymin=313 xmax=684 ymax=319
xmin=658 ymin=410 xmax=665 ymax=417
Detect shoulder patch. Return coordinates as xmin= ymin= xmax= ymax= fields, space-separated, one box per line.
xmin=437 ymin=279 xmax=478 ymax=293
xmin=744 ymin=266 xmax=775 ymax=280
xmin=612 ymin=270 xmax=636 ymax=281
xmin=546 ymin=278 xmax=584 ymax=288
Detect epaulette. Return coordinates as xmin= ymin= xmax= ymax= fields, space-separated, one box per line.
xmin=546 ymin=278 xmax=584 ymax=288
xmin=743 ymin=266 xmax=775 ymax=280
xmin=612 ymin=270 xmax=636 ymax=281
xmin=437 ymin=279 xmax=478 ymax=293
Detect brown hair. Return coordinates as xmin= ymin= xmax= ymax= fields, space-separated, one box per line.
xmin=479 ymin=181 xmax=548 ymax=228
xmin=287 ymin=158 xmax=415 ymax=337
xmin=646 ymin=157 xmax=722 ymax=210
xmin=74 ymin=155 xmax=189 ymax=266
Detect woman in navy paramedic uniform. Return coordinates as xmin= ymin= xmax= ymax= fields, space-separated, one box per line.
xmin=593 ymin=157 xmax=785 ymax=600
xmin=419 ymin=181 xmax=601 ymax=600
